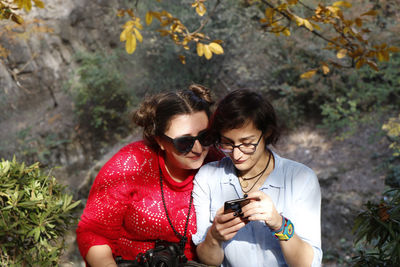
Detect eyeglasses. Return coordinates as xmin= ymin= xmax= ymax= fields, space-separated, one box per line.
xmin=217 ymin=133 xmax=263 ymax=154
xmin=161 ymin=130 xmax=214 ymax=154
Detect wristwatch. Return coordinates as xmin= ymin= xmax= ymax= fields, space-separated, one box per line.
xmin=272 ymin=216 xmax=294 ymax=241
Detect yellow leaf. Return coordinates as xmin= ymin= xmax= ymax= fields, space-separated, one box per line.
xmin=384 ymin=50 xmax=390 ymax=61
xmin=388 ymin=46 xmax=400 ymax=53
xmin=293 ymin=15 xmax=304 ymax=26
xmin=283 ymin=28 xmax=291 ymax=36
xmin=300 ymin=69 xmax=317 ymax=79
xmin=355 ymin=58 xmax=365 ymax=69
xmin=120 ymin=28 xmax=128 ymax=42
xmin=179 ymin=54 xmax=186 ymax=64
xmin=212 ymin=39 xmax=224 ymax=44
xmin=304 ymin=19 xmax=313 ymax=31
xmin=33 ymin=0 xmax=44 ymax=8
xmin=134 ymin=28 xmax=143 ymax=43
xmin=336 ymin=49 xmax=347 ymax=59
xmin=196 ymin=3 xmax=206 ymax=16
xmin=321 ymin=62 xmax=330 ymax=74
xmin=126 ymin=32 xmax=137 ymax=54
xmin=355 ymin=18 xmax=363 ymax=27
xmin=327 ymin=6 xmax=340 ymax=15
xmin=123 ymin=20 xmax=134 ymax=29
xmin=377 ymin=51 xmax=385 ymax=62
xmin=23 ymin=0 xmax=32 ymax=11
xmin=333 ymin=1 xmax=352 ymax=8
xmin=191 ymin=2 xmax=198 ymax=7
xmin=287 ymin=0 xmax=298 ymax=5
xmin=11 ymin=14 xmax=24 ymax=24
xmin=197 ymin=43 xmax=204 ymax=57
xmin=361 ymin=10 xmax=378 ymax=16
xmin=311 ymin=22 xmax=321 ymax=31
xmin=366 ymin=60 xmax=379 ymax=71
xmin=146 ymin=12 xmax=153 ymax=25
xmin=265 ymin=8 xmax=274 ymax=20
xmin=203 ymin=44 xmax=212 ymax=60
xmin=209 ymin=42 xmax=224 ymax=55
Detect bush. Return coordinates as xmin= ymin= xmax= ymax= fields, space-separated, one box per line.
xmin=352 ymin=188 xmax=400 ymax=266
xmin=68 ymin=50 xmax=130 ymax=141
xmin=0 ymin=158 xmax=80 ymax=266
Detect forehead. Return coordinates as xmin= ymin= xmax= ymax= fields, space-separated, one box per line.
xmin=165 ymin=111 xmax=209 ymax=137
xmin=221 ymin=121 xmax=260 ymax=141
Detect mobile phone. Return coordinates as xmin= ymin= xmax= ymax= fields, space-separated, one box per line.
xmin=224 ymin=198 xmax=250 ymax=214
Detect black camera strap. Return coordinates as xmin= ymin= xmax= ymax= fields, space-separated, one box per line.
xmin=159 ymin=168 xmax=193 ymax=252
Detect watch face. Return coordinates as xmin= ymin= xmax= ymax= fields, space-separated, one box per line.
xmin=287 ymin=223 xmax=293 ymax=235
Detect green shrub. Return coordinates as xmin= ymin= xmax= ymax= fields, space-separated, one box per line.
xmin=68 ymin=51 xmax=130 ymax=140
xmin=0 ymin=158 xmax=80 ymax=266
xmin=352 ymin=188 xmax=400 ymax=266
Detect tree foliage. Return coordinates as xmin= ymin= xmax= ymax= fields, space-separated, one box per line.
xmin=118 ymin=0 xmax=399 ymax=75
xmin=0 ymin=0 xmax=44 ymax=24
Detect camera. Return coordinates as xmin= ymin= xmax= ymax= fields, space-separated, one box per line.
xmin=115 ymin=240 xmax=186 ymax=267
xmin=224 ymin=198 xmax=250 ymax=214
xmin=146 ymin=240 xmax=186 ymax=267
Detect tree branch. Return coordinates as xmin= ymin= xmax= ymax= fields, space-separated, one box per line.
xmin=190 ymin=0 xmax=221 ymax=35
xmin=260 ymin=0 xmax=342 ymax=48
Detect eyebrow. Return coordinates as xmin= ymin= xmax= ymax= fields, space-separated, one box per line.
xmin=220 ymin=134 xmax=258 ymax=143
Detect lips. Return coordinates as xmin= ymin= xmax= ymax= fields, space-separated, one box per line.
xmin=233 ymin=159 xmax=246 ymax=164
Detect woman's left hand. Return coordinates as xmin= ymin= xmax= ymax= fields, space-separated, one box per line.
xmin=240 ymin=191 xmax=283 ymax=231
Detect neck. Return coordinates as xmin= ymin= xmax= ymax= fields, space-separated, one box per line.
xmin=164 ymin=158 xmax=192 ymax=183
xmin=239 ymin=149 xmax=273 ymax=178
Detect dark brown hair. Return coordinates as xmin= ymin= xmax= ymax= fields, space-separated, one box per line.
xmin=132 ymin=84 xmax=213 ymax=149
xmin=211 ymin=89 xmax=280 ymax=146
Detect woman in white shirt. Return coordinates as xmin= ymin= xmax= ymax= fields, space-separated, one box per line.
xmin=192 ymin=89 xmax=322 ymax=267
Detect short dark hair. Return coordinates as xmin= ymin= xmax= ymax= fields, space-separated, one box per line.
xmin=211 ymin=89 xmax=280 ymax=145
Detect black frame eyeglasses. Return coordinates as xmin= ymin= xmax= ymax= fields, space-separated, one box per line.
xmin=161 ymin=130 xmax=214 ymax=154
xmin=217 ymin=133 xmax=264 ymax=154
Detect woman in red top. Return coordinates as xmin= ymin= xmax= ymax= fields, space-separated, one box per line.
xmin=76 ymin=84 xmax=220 ymax=267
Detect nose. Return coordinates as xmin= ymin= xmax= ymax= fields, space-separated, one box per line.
xmin=232 ymin=146 xmax=243 ymax=160
xmin=191 ymin=139 xmax=203 ymax=154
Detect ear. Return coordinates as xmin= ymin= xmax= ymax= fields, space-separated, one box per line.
xmin=263 ymin=129 xmax=272 ymax=143
xmin=155 ymin=136 xmax=166 ymax=151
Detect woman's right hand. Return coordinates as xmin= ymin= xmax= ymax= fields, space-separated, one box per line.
xmin=209 ymin=207 xmax=247 ymax=242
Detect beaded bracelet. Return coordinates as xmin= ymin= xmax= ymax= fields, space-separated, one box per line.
xmin=272 ymin=216 xmax=294 ymax=241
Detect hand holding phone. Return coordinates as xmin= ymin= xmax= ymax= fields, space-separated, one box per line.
xmin=224 ymin=198 xmax=250 ymax=214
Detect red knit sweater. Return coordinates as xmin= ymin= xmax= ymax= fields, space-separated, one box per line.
xmin=76 ymin=141 xmax=202 ymax=262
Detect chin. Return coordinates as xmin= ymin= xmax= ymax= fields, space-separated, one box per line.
xmin=184 ymin=157 xmax=206 ymax=170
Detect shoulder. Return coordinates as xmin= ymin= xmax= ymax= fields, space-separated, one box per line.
xmin=96 ymin=140 xmax=158 ymax=182
xmin=274 ymin=152 xmax=318 ymax=184
xmin=108 ymin=140 xmax=157 ymax=166
xmin=196 ymin=157 xmax=233 ymax=181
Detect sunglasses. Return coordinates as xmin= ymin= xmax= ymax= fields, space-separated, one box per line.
xmin=161 ymin=130 xmax=214 ymax=154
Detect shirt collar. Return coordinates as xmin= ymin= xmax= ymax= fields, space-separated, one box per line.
xmin=220 ymin=150 xmax=284 ymax=188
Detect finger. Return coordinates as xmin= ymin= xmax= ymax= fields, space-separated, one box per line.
xmin=216 ymin=221 xmax=246 ymax=241
xmin=245 ymin=190 xmax=266 ymax=201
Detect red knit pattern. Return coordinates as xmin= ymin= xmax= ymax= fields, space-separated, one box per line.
xmin=76 ymin=141 xmax=198 ymax=262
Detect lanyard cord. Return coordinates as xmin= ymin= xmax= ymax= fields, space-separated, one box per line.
xmin=159 ymin=168 xmax=193 ymax=250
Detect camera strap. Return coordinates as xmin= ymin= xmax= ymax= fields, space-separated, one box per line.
xmin=159 ymin=168 xmax=193 ymax=252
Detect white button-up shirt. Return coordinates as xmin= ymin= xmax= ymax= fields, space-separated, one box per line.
xmin=192 ymin=151 xmax=322 ymax=267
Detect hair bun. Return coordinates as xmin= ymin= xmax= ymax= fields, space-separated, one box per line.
xmin=132 ymin=95 xmax=158 ymax=129
xmin=188 ymin=84 xmax=213 ymax=104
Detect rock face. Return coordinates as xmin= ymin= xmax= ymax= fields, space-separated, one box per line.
xmin=0 ymin=0 xmax=125 ymax=188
